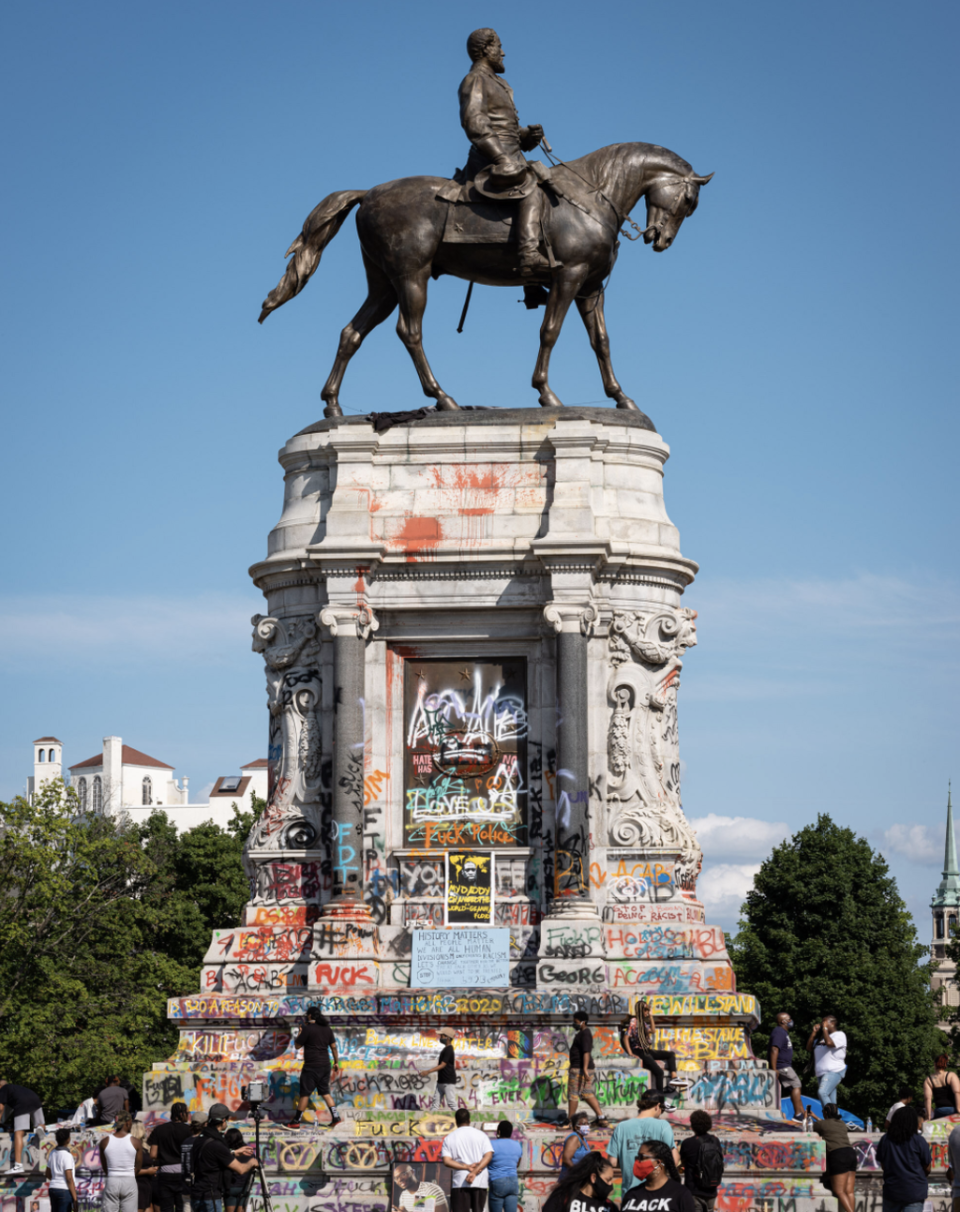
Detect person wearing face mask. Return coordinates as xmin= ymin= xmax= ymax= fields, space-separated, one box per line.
xmin=542 ymin=1151 xmax=619 ymax=1212
xmin=622 ymin=1141 xmax=695 ymax=1212
xmin=769 ymin=1012 xmax=804 ymax=1122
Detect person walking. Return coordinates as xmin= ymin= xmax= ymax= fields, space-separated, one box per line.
xmin=622 ymin=1000 xmax=683 ymax=1098
xmin=441 ymin=1109 xmax=493 ymax=1212
xmin=876 ymin=1105 xmax=931 ymax=1212
xmin=924 ymin=1055 xmax=960 ymax=1121
xmin=678 ymin=1111 xmax=724 ymax=1212
xmin=559 ymin=1112 xmax=592 ymax=1178
xmin=0 ymin=1079 xmax=46 ymax=1175
xmin=487 ymin=1121 xmax=522 ymax=1212
xmin=813 ymin=1105 xmax=857 ymax=1212
xmin=769 ymin=1013 xmax=804 ymax=1122
xmin=806 ymin=1016 xmax=847 ymax=1111
xmin=99 ymin=1111 xmax=142 ymax=1212
xmin=289 ymin=1006 xmax=341 ymax=1129
xmin=148 ymin=1101 xmax=192 ymax=1212
xmin=46 ymin=1129 xmax=78 ymax=1212
xmin=621 ymin=1140 xmax=695 ymax=1212
xmin=607 ymin=1092 xmax=679 ymax=1202
xmin=567 ymin=1014 xmax=610 ymax=1130
xmin=421 ymin=1028 xmax=459 ymax=1112
xmin=542 ymin=1151 xmax=618 ymax=1212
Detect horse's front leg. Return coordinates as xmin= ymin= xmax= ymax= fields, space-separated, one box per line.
xmin=575 ymin=289 xmax=645 ymax=416
xmin=393 ymin=272 xmax=458 ymax=410
xmin=532 ymin=267 xmax=587 ymax=407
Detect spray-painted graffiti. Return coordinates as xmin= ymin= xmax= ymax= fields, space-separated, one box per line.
xmin=403 ymin=659 xmax=528 ymax=848
xmin=688 ymin=1068 xmax=778 ymax=1110
xmin=608 ymin=962 xmax=735 ymax=992
xmin=604 ymin=925 xmax=728 ymax=962
xmin=647 ymin=994 xmax=759 ymax=1020
xmin=252 ymin=861 xmax=323 ymax=903
xmin=604 ymin=902 xmax=706 ymax=924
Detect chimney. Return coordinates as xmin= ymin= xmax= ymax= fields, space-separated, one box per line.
xmin=103 ymin=736 xmax=123 ymax=812
xmin=182 ymin=776 xmax=189 ymax=804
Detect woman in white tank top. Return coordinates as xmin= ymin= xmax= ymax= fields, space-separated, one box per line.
xmin=99 ymin=1112 xmax=142 ymax=1212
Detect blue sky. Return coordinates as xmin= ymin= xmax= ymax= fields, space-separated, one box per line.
xmin=2 ymin=0 xmax=957 ymax=933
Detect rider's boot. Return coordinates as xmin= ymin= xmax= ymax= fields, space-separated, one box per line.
xmin=516 ymin=192 xmax=554 ymax=275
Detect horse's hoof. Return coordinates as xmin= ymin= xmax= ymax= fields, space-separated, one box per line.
xmin=323 ymin=399 xmax=343 ymax=419
xmin=538 ymin=390 xmax=563 ymax=408
xmin=435 ymin=394 xmax=460 ymax=411
xmin=616 ymin=397 xmax=640 ymax=411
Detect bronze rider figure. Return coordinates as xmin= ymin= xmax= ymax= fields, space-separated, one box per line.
xmin=458 ymin=28 xmax=552 ymax=275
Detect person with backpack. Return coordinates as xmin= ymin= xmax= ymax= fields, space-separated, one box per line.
xmin=148 ymin=1102 xmax=192 ymax=1212
xmin=876 ymin=1105 xmax=931 ymax=1212
xmin=678 ymin=1111 xmax=724 ymax=1212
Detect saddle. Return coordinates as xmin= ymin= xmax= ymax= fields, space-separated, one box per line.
xmin=436 ymin=161 xmax=612 ymax=245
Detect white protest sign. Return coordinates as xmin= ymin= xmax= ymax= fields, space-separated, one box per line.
xmin=411 ymin=928 xmax=510 ymax=988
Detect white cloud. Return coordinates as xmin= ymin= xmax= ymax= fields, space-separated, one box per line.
xmin=697 ymin=862 xmax=760 ymax=925
xmin=688 ymin=813 xmax=789 ymax=860
xmin=881 ymin=823 xmax=942 ymax=864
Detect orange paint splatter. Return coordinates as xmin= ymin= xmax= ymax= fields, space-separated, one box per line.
xmin=388 ymin=516 xmax=442 ymax=561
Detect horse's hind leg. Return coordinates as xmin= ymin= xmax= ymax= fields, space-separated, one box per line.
xmin=393 ymin=272 xmax=459 ymax=411
xmin=321 ymin=253 xmax=397 ymax=418
xmin=575 ymin=290 xmax=644 ymax=415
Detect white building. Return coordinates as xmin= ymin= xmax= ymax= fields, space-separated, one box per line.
xmin=27 ymin=735 xmax=267 ymax=834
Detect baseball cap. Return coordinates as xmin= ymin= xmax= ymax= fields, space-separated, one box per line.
xmin=438 ymin=1028 xmax=454 ymax=1039
xmin=191 ymin=1111 xmax=208 ymax=1125
xmin=208 ymin=1103 xmax=231 ymax=1122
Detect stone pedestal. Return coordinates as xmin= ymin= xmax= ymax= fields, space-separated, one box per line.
xmin=140 ymin=407 xmax=803 ymax=1212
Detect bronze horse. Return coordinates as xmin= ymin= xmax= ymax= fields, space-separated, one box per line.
xmin=259 ymin=142 xmax=712 ymax=420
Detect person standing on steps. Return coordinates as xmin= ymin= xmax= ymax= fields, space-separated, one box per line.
xmin=769 ymin=1012 xmax=804 ymax=1122
xmin=191 ymin=1103 xmax=260 ymax=1212
xmin=442 ymin=1109 xmax=494 ymax=1212
xmin=289 ymin=1006 xmax=341 ymax=1129
xmin=148 ymin=1102 xmax=192 ymax=1212
xmin=876 ymin=1105 xmax=931 ymax=1212
xmin=608 ymin=1093 xmax=680 ymax=1202
xmin=421 ymin=1028 xmax=459 ymax=1111
xmin=812 ymin=1104 xmax=857 ymax=1212
xmin=567 ymin=1014 xmax=610 ymax=1130
xmin=806 ymin=1016 xmax=848 ymax=1112
xmin=45 ymin=1128 xmax=79 ymax=1212
xmin=96 ymin=1077 xmax=130 ymax=1124
xmin=0 ymin=1079 xmax=46 ymax=1176
xmin=678 ymin=1111 xmax=724 ymax=1212
xmin=487 ymin=1121 xmax=522 ymax=1212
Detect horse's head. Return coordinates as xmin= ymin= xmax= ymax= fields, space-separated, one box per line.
xmin=641 ymin=170 xmax=713 ymax=252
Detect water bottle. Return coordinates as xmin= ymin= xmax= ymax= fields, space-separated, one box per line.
xmin=866 ymin=1116 xmax=874 ymax=1133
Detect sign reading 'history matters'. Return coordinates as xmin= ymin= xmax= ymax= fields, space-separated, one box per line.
xmin=446 ymin=852 xmax=493 ymax=924
xmin=403 ymin=658 xmax=528 ymax=849
xmin=411 ymin=928 xmax=511 ymax=988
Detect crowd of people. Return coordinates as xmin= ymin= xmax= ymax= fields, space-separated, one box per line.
xmin=7 ymin=1005 xmax=960 ymax=1212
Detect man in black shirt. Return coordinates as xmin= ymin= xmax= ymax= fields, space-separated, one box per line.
xmin=567 ymin=1014 xmax=610 ymax=1130
xmin=191 ymin=1103 xmax=259 ymax=1212
xmin=290 ymin=1007 xmax=341 ymax=1129
xmin=421 ymin=1028 xmax=458 ymax=1110
xmin=678 ymin=1111 xmax=724 ymax=1212
xmin=0 ymin=1079 xmax=46 ymax=1175
xmin=149 ymin=1101 xmax=193 ymax=1212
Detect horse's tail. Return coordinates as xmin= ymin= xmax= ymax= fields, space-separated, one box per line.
xmin=258 ymin=189 xmax=367 ymax=323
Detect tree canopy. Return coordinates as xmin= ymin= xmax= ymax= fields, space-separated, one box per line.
xmin=730 ymin=813 xmax=941 ymax=1121
xmin=0 ymin=781 xmax=257 ymax=1112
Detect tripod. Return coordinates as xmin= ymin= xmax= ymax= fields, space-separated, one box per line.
xmin=244 ymin=1105 xmax=273 ymax=1212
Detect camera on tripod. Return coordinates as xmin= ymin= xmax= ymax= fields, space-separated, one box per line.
xmin=242 ymin=1080 xmax=268 ymax=1108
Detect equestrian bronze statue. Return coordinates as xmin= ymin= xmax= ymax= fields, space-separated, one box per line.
xmin=259 ymin=28 xmax=713 ymax=421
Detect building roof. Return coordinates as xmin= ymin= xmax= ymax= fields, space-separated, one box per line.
xmin=932 ymin=784 xmax=960 ymax=909
xmin=69 ymin=745 xmax=174 ymax=771
xmin=210 ymin=776 xmax=252 ymax=798
xmin=240 ymin=759 xmax=269 ymax=769
xmin=34 ymin=736 xmax=62 ymax=744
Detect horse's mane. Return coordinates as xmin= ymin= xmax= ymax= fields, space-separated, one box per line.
xmin=563 ymin=142 xmax=693 ymax=195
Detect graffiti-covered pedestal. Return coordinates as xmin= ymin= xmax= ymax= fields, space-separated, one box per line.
xmin=142 ymin=407 xmax=820 ymax=1211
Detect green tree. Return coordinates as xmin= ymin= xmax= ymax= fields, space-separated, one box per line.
xmin=0 ymin=783 xmax=260 ymax=1112
xmin=729 ymin=813 xmax=941 ymax=1121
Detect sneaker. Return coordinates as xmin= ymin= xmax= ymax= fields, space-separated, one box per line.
xmin=288 ymin=1119 xmax=302 ymax=1131
xmin=592 ymin=1118 xmax=612 ymax=1130
xmin=4 ymin=1164 xmax=24 ymax=1175
xmin=328 ymin=1116 xmax=342 ymax=1129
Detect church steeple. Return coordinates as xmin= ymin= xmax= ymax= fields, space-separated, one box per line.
xmin=934 ymin=783 xmax=960 ymax=908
